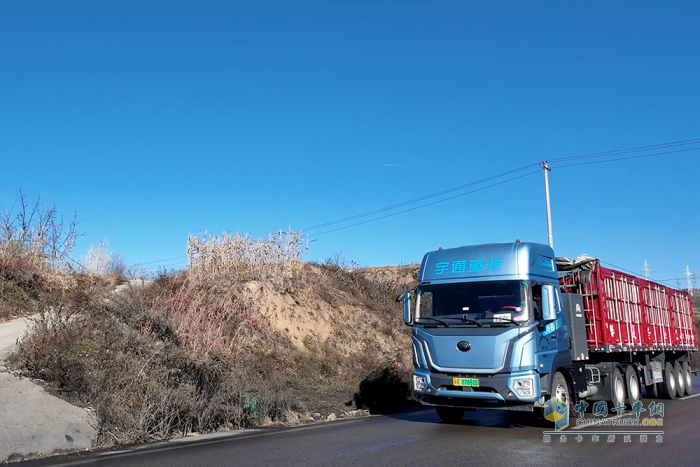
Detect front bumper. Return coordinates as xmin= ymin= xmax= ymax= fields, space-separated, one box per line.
xmin=412 ymin=368 xmax=540 ymax=409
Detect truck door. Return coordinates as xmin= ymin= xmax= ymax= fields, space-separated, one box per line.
xmin=534 ymin=284 xmax=557 ymax=374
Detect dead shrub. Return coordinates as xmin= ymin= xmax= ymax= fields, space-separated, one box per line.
xmin=7 ymin=236 xmax=417 ymax=445
xmin=0 ymin=189 xmax=80 ymax=272
xmin=0 ymin=190 xmax=83 ymax=320
xmin=187 ymin=229 xmax=306 ymax=283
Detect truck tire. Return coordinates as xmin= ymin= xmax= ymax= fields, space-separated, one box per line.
xmin=683 ymin=361 xmax=693 ymax=396
xmin=549 ymin=371 xmax=575 ymax=418
xmin=435 ymin=407 xmax=465 ymax=423
xmin=674 ymin=362 xmax=685 ymax=397
xmin=625 ymin=366 xmax=641 ymax=407
xmin=658 ymin=362 xmax=676 ymax=399
xmin=610 ymin=367 xmax=626 ymax=410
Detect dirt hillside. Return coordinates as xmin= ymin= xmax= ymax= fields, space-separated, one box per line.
xmin=5 ymin=261 xmax=421 ymax=448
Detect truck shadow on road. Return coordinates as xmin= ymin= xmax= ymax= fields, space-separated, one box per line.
xmin=352 ymin=367 xmax=552 ymax=429
xmin=385 ymin=407 xmax=552 ymax=430
xmin=352 ymin=367 xmax=416 ymax=415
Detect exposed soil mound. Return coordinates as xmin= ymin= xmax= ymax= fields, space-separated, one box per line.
xmin=7 ymin=262 xmax=418 ymax=446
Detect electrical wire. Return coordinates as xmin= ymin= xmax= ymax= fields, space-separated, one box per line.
xmin=600 ymin=261 xmax=644 ymax=277
xmin=307 ymin=143 xmax=700 ymax=237
xmin=302 ymin=163 xmax=540 ymax=232
xmin=303 ymin=137 xmax=700 ymax=235
xmin=550 ymin=147 xmax=700 ymax=169
xmin=600 ymin=261 xmax=690 ymax=290
xmin=548 ymin=138 xmax=700 ymax=163
xmin=129 ymin=255 xmax=187 ymax=266
xmin=309 ymin=169 xmax=540 ymax=237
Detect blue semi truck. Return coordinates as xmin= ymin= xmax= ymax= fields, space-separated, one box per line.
xmin=399 ymin=241 xmax=696 ymax=423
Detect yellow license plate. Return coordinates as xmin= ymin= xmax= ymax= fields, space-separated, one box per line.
xmin=453 ymin=377 xmax=479 ymax=387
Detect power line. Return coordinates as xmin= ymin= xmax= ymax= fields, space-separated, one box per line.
xmin=309 ymin=170 xmax=541 ymax=237
xmin=307 ymin=143 xmax=699 ymax=237
xmin=548 ymin=138 xmax=700 ymax=163
xmin=600 ymin=261 xmax=693 ymax=290
xmin=302 ymin=163 xmax=540 ymax=232
xmin=550 ymin=147 xmax=700 ymax=169
xmin=128 ymin=255 xmax=187 ymax=268
xmin=600 ymin=261 xmax=645 ymax=278
xmin=302 ymin=137 xmax=699 ymax=235
xmin=156 ymin=261 xmax=188 ymax=270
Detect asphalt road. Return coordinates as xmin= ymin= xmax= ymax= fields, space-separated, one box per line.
xmin=15 ymin=377 xmax=700 ymax=467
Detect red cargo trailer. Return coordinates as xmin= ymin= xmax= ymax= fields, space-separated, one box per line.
xmin=560 ymin=262 xmax=697 ymax=352
xmin=558 ymin=256 xmax=696 ymax=400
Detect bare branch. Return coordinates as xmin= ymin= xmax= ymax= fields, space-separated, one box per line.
xmin=0 ymin=189 xmax=82 ymax=272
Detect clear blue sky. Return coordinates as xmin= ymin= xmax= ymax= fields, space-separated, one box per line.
xmin=1 ymin=1 xmax=699 ymax=283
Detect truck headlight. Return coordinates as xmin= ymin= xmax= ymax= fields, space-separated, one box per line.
xmin=513 ymin=378 xmax=534 ymax=397
xmin=413 ymin=375 xmax=427 ymax=392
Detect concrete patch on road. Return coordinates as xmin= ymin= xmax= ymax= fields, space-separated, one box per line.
xmin=0 ymin=315 xmax=98 ymax=463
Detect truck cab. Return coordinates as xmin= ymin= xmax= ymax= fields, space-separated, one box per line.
xmin=403 ymin=242 xmax=569 ymax=421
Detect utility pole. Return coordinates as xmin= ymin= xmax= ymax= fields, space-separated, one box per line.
xmin=643 ymin=261 xmax=650 ymax=280
xmin=686 ymin=266 xmax=694 ymax=296
xmin=540 ymin=161 xmax=553 ymax=248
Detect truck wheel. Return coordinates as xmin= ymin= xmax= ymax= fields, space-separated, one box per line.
xmin=674 ymin=362 xmax=685 ymax=397
xmin=625 ymin=366 xmax=641 ymax=407
xmin=549 ymin=371 xmax=574 ymax=417
xmin=610 ymin=367 xmax=626 ymax=410
xmin=435 ymin=407 xmax=465 ymax=423
xmin=683 ymin=362 xmax=693 ymax=396
xmin=658 ymin=362 xmax=676 ymax=399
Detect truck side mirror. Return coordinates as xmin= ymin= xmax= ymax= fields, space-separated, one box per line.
xmin=541 ymin=285 xmax=557 ymax=322
xmin=403 ymin=293 xmax=412 ymax=325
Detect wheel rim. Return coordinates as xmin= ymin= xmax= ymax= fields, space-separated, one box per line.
xmin=555 ymin=383 xmax=568 ymax=404
xmin=629 ymin=375 xmax=639 ymax=401
xmin=687 ymin=369 xmax=693 ymax=389
xmin=670 ymin=370 xmax=676 ymax=392
xmin=615 ymin=377 xmax=625 ymax=403
xmin=678 ymin=370 xmax=685 ymax=392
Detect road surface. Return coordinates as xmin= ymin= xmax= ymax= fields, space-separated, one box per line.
xmin=15 ymin=377 xmax=700 ymax=467
xmin=0 ymin=315 xmax=96 ymax=463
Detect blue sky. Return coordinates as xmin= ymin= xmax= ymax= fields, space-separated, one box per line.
xmin=1 ymin=1 xmax=699 ymax=283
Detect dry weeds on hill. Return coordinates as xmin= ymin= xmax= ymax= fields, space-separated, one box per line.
xmin=6 ymin=228 xmax=420 ymax=446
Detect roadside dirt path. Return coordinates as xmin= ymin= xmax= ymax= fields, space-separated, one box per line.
xmin=0 ymin=315 xmax=97 ymax=463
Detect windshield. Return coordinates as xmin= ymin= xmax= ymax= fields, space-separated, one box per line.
xmin=417 ymin=281 xmax=529 ymax=324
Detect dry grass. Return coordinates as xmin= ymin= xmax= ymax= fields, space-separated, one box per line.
xmin=0 ymin=190 xmax=80 ymax=272
xmin=187 ymin=229 xmax=306 ymax=282
xmin=7 ymin=239 xmax=419 ymax=446
xmin=0 ymin=191 xmax=82 ymax=321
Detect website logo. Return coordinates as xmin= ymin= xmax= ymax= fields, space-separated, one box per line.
xmin=545 ymin=398 xmax=569 ymax=431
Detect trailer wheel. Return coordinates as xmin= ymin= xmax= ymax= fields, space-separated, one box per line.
xmin=435 ymin=407 xmax=465 ymax=423
xmin=683 ymin=362 xmax=693 ymax=396
xmin=625 ymin=366 xmax=641 ymax=407
xmin=674 ymin=362 xmax=685 ymax=397
xmin=659 ymin=362 xmax=676 ymax=399
xmin=610 ymin=367 xmax=626 ymax=410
